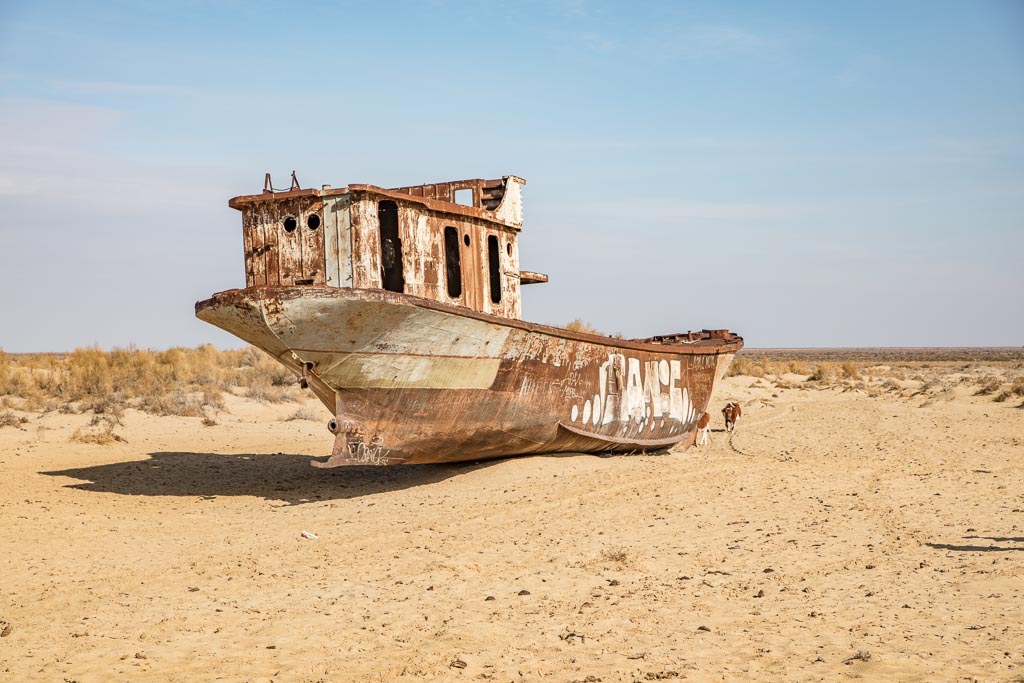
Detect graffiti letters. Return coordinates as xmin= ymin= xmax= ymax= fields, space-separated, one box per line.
xmin=343 ymin=424 xmax=391 ymax=465
xmin=569 ymin=354 xmax=704 ymax=431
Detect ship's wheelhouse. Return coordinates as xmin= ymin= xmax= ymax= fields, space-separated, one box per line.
xmin=228 ymin=175 xmax=545 ymax=320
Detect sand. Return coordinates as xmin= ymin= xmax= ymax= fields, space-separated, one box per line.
xmin=1 ymin=373 xmax=1022 ymax=681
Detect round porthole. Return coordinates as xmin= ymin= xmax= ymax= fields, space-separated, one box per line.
xmin=307 ymin=214 xmax=321 ymax=231
xmin=463 ymin=234 xmax=471 ymax=246
xmin=283 ymin=216 xmax=297 ymax=233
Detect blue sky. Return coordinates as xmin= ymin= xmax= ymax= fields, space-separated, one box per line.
xmin=1 ymin=0 xmax=1022 ymax=351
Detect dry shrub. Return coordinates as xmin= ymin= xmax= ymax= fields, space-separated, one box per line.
xmin=2 ymin=366 xmax=48 ymax=408
xmin=0 ymin=410 xmax=28 ymax=430
xmin=841 ymin=363 xmax=861 ymax=381
xmin=89 ymin=395 xmax=127 ymax=419
xmin=994 ymin=391 xmax=1011 ymax=403
xmin=284 ymin=406 xmax=321 ymax=421
xmin=563 ymin=319 xmax=599 ymax=335
xmin=881 ymin=379 xmax=901 ymax=392
xmin=0 ymin=348 xmax=9 ymax=393
xmin=787 ymin=360 xmax=809 ymax=375
xmin=270 ymin=366 xmax=297 ymax=387
xmin=600 ymin=547 xmax=631 ymax=565
xmin=71 ymin=414 xmax=125 ymax=445
xmin=1010 ymin=376 xmax=1024 ymax=397
xmin=245 ymin=385 xmax=296 ymax=404
xmin=71 ymin=429 xmax=125 ymax=445
xmin=975 ymin=376 xmax=1002 ymax=396
xmin=61 ymin=346 xmax=115 ymax=397
xmin=231 ymin=347 xmax=297 ymax=389
xmin=808 ymin=363 xmax=837 ymax=383
xmin=140 ymin=389 xmax=204 ymax=417
xmin=727 ymin=356 xmax=751 ymax=377
xmin=141 ymin=387 xmax=224 ymax=417
xmin=727 ymin=356 xmax=764 ymax=377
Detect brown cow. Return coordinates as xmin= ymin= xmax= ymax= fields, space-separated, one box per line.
xmin=722 ymin=402 xmax=742 ymax=432
xmin=696 ymin=411 xmax=711 ymax=446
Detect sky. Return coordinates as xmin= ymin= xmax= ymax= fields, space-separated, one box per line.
xmin=1 ymin=0 xmax=1022 ymax=351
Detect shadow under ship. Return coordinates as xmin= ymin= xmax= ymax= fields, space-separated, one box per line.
xmin=196 ymin=174 xmax=744 ymax=466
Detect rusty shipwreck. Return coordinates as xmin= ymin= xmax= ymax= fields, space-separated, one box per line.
xmin=196 ymin=174 xmax=743 ymax=466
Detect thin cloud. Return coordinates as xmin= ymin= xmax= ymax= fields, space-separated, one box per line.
xmin=557 ymin=0 xmax=590 ymax=18
xmin=52 ymin=79 xmax=199 ymax=96
xmin=683 ymin=24 xmax=771 ymax=53
xmin=0 ymin=97 xmax=217 ymax=213
xmin=651 ymin=22 xmax=790 ymax=63
xmin=549 ymin=198 xmax=814 ymax=222
xmin=564 ymin=29 xmax=620 ymax=52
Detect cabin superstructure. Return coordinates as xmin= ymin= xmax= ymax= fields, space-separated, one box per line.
xmin=228 ymin=175 xmax=546 ymax=320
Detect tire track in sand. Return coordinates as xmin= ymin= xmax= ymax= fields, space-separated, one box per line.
xmin=727 ymin=403 xmax=798 ymax=457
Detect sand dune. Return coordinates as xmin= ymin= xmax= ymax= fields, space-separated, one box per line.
xmin=2 ymin=369 xmax=1022 ymax=681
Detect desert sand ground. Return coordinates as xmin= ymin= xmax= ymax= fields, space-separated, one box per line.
xmin=1 ymin=361 xmax=1023 ymax=682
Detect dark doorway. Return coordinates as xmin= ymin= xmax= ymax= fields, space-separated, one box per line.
xmin=378 ymin=200 xmax=405 ymax=293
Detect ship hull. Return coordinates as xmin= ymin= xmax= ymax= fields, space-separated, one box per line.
xmin=196 ymin=287 xmax=742 ymax=466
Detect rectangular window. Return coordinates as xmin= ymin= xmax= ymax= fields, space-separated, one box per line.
xmin=454 ymin=188 xmax=474 ymax=206
xmin=444 ymin=226 xmax=462 ymax=298
xmin=487 ymin=234 xmax=501 ymax=304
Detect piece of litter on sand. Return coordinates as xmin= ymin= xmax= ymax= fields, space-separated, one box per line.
xmin=300 ymin=530 xmax=318 ymax=540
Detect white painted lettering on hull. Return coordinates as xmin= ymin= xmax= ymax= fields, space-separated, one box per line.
xmin=569 ymin=354 xmax=705 ymax=432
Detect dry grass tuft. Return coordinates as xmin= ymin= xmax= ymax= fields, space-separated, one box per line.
xmin=808 ymin=363 xmax=837 ymax=383
xmin=70 ymin=429 xmax=125 ymax=445
xmin=727 ymin=357 xmax=764 ymax=378
xmin=787 ymin=360 xmax=809 ymax=375
xmin=563 ymin=319 xmax=599 ymax=335
xmin=139 ymin=388 xmax=225 ymax=417
xmin=0 ymin=410 xmax=28 ymax=430
xmin=0 ymin=348 xmax=9 ymax=393
xmin=70 ymin=414 xmax=126 ymax=445
xmin=975 ymin=376 xmax=1002 ymax=396
xmin=245 ymin=386 xmax=296 ymax=405
xmin=841 ymin=363 xmax=861 ymax=381
xmin=989 ymin=374 xmax=1024 ymax=404
xmin=284 ymin=407 xmax=322 ymax=422
xmin=600 ymin=547 xmax=632 ymax=565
